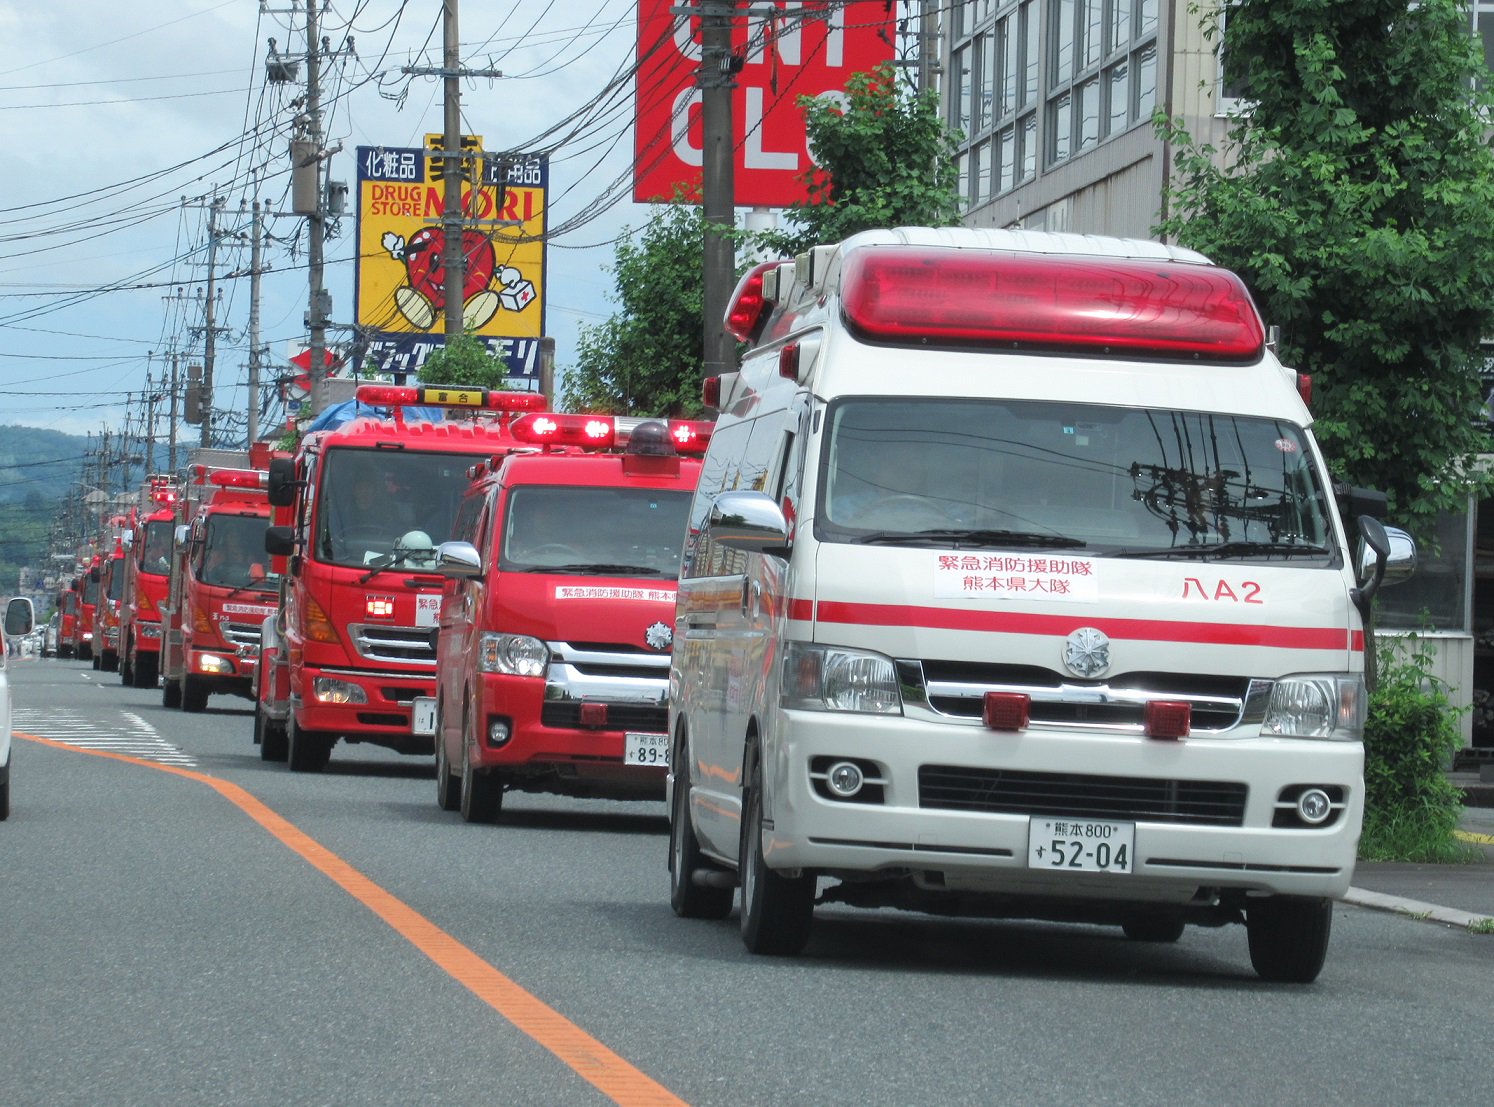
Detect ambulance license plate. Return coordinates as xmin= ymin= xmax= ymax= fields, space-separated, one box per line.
xmin=623 ymin=732 xmax=668 ymax=766
xmin=411 ymin=696 xmax=436 ymax=737
xmin=1027 ymin=818 xmax=1134 ymax=874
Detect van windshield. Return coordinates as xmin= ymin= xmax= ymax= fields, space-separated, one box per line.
xmin=499 ymin=485 xmax=692 ymax=576
xmin=819 ymin=399 xmax=1335 ymax=560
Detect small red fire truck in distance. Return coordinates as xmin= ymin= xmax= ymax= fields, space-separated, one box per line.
xmin=92 ymin=535 xmax=128 ymax=673
xmin=71 ymin=555 xmax=102 ymax=662
xmin=257 ymin=384 xmax=544 ymax=772
xmin=159 ymin=462 xmax=277 ymax=712
xmin=118 ymin=478 xmax=177 ymax=688
xmin=57 ymin=581 xmax=82 ymax=659
xmin=429 ymin=412 xmax=710 ymax=823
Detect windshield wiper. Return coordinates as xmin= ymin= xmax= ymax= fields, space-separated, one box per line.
xmin=515 ymin=562 xmax=665 ymax=576
xmin=1111 ymin=541 xmax=1332 ymax=561
xmin=357 ymin=549 xmax=434 ymax=583
xmin=854 ymin=528 xmax=1087 ymax=549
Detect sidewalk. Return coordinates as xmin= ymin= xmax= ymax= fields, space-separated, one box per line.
xmin=1344 ymin=794 xmax=1494 ymax=929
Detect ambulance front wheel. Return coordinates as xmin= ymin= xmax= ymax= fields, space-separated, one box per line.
xmin=739 ymin=753 xmax=815 ymax=956
xmin=1246 ymin=895 xmax=1332 ymax=983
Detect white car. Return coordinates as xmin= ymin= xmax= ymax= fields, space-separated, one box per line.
xmin=3 ymin=596 xmax=36 ymax=820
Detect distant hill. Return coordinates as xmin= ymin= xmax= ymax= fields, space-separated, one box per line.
xmin=0 ymin=425 xmax=94 ymax=504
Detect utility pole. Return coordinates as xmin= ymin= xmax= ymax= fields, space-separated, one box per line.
xmin=247 ymin=200 xmax=265 ymax=443
xmin=200 ymin=196 xmax=226 ymax=447
xmin=303 ymin=0 xmax=329 ymax=414
xmin=169 ymin=351 xmax=179 ymax=474
xmin=699 ymin=1 xmax=739 ymax=381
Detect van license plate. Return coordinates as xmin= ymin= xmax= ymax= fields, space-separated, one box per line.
xmin=1027 ymin=818 xmax=1134 ymax=874
xmin=411 ymin=696 xmax=436 ymax=737
xmin=623 ymin=732 xmax=668 ymax=766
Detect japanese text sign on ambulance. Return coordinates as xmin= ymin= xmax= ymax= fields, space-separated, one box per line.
xmin=633 ymin=1 xmax=896 ymax=207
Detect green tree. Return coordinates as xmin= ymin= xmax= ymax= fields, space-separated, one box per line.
xmin=761 ymin=62 xmax=964 ymax=257
xmin=416 ymin=333 xmax=509 ymax=392
xmin=559 ymin=202 xmax=707 ymax=416
xmin=1157 ymin=0 xmax=1494 ymax=533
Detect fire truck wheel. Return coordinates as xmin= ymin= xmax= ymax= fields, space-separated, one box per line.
xmin=435 ymin=734 xmax=460 ymax=812
xmin=739 ymin=753 xmax=815 ymax=956
xmin=287 ymin=718 xmax=334 ymax=773
xmin=133 ymin=653 xmax=158 ymax=689
xmin=120 ymin=644 xmax=134 ymax=685
xmin=670 ymin=736 xmax=734 ymax=920
xmin=91 ymin=651 xmax=101 ymax=671
xmin=101 ymin=650 xmax=118 ymax=674
xmin=459 ymin=725 xmax=503 ymax=824
xmin=182 ymin=675 xmax=210 ymax=713
xmin=257 ymin=707 xmax=288 ymax=762
xmin=163 ymin=678 xmax=182 ymax=709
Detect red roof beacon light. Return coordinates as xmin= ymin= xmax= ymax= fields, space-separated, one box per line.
xmin=1296 ymin=373 xmax=1312 ymax=408
xmin=666 ymin=420 xmax=712 ymax=455
xmin=702 ymin=376 xmax=721 ymax=408
xmin=724 ymin=259 xmax=783 ymax=343
xmin=839 ymin=247 xmax=1267 ymax=361
xmin=207 ymin=467 xmax=270 ymax=490
xmin=510 ymin=413 xmax=617 ymax=449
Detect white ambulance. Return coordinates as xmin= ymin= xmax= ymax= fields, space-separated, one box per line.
xmin=667 ymin=227 xmax=1413 ymax=982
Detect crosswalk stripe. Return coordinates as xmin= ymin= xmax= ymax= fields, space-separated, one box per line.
xmin=11 ymin=708 xmax=197 ymax=768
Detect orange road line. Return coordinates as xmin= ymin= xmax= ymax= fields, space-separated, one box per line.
xmin=15 ymin=732 xmax=686 ymax=1107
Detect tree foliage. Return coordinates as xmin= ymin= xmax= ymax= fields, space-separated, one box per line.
xmin=415 ymin=333 xmax=509 ymax=392
xmin=559 ymin=202 xmax=707 ymax=417
xmin=1156 ymin=0 xmax=1494 ymax=532
xmin=760 ymin=62 xmax=964 ymax=256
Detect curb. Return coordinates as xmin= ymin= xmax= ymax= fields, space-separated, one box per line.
xmin=1342 ymin=887 xmax=1494 ymax=931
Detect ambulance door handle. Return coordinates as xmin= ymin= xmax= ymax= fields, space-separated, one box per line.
xmin=741 ymin=578 xmax=760 ymax=617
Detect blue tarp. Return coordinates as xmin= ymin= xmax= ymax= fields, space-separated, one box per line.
xmin=306 ymin=399 xmax=445 ymax=432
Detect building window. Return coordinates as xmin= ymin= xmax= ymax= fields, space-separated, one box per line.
xmin=1044 ymin=0 xmax=1159 ymax=169
xmin=952 ymin=0 xmax=1041 ymax=209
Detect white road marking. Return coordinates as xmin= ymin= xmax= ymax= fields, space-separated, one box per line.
xmin=11 ymin=707 xmax=198 ymax=768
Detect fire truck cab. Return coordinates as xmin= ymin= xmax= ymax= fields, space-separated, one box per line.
xmin=257 ymin=384 xmax=542 ymax=772
xmin=73 ymin=557 xmax=101 ymax=662
xmin=118 ymin=478 xmax=178 ymax=688
xmin=430 ymin=413 xmax=709 ymax=822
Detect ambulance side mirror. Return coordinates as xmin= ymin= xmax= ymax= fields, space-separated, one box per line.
xmin=709 ymin=491 xmax=791 ymax=555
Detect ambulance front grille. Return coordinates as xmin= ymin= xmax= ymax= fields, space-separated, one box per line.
xmin=918 ymin=766 xmax=1249 ymax=826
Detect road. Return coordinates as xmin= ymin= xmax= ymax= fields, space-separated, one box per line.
xmin=3 ymin=659 xmax=1490 ymax=1106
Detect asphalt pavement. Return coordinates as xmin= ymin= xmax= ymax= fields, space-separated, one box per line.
xmin=1346 ymin=795 xmax=1494 ymax=928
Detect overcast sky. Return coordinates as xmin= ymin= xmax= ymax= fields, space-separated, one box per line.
xmin=0 ymin=0 xmax=651 ymax=441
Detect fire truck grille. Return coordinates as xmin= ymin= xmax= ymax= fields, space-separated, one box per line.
xmin=221 ymin=621 xmax=264 ymax=649
xmin=540 ymin=702 xmax=670 ymax=732
xmin=918 ymin=765 xmax=1248 ymax=826
xmin=349 ymin=623 xmax=436 ymax=667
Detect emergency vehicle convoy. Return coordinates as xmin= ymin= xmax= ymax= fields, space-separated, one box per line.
xmin=117 ymin=479 xmax=177 ymax=688
xmin=430 ymin=412 xmax=711 ymax=822
xmin=159 ymin=455 xmax=278 ymax=713
xmin=666 ymin=227 xmax=1414 ymax=982
xmin=256 ymin=384 xmax=544 ymax=772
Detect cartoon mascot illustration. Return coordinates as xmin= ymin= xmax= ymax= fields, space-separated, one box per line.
xmin=381 ymin=227 xmax=535 ymax=330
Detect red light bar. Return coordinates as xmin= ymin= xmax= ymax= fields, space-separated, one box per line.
xmin=983 ymin=691 xmax=1030 ymax=731
xmin=510 ymin=413 xmax=616 ymax=448
xmin=1296 ymin=373 xmax=1312 ymax=407
xmin=1144 ymin=700 xmax=1191 ymax=740
xmin=354 ymin=384 xmax=545 ymax=412
xmin=839 ymin=247 xmax=1266 ymax=361
xmin=724 ymin=259 xmax=782 ymax=343
xmin=207 ymin=468 xmax=269 ymax=490
xmin=666 ymin=420 xmax=712 ymax=455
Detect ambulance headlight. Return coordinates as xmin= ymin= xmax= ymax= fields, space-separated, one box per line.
xmin=782 ymin=643 xmax=902 ymax=715
xmin=478 ymin=633 xmax=549 ymax=677
xmin=1261 ymin=674 xmax=1364 ymax=741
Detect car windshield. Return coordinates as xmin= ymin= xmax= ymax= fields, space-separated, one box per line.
xmin=197 ymin=514 xmax=274 ymax=589
xmin=499 ymin=485 xmax=693 ymax=576
xmin=819 ymin=398 xmax=1335 ymax=560
xmin=139 ymin=520 xmax=173 ymax=576
xmin=315 ymin=447 xmax=492 ymax=570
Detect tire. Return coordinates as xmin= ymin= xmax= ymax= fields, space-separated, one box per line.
xmin=257 ymin=706 xmax=288 ymax=762
xmin=1121 ymin=912 xmax=1186 ymax=943
xmin=91 ymin=651 xmax=101 ymax=670
xmin=739 ymin=754 xmax=815 ymax=955
xmin=133 ymin=652 xmax=158 ymax=689
xmin=1 ymin=753 xmax=10 ymax=822
xmin=101 ymin=650 xmax=118 ymax=674
xmin=162 ymin=678 xmax=182 ymax=709
xmin=287 ymin=717 xmax=334 ymax=773
xmin=436 ymin=733 xmax=460 ymax=812
xmin=670 ymin=738 xmax=733 ymax=919
xmin=1246 ymin=896 xmax=1333 ymax=983
xmin=120 ymin=642 xmax=134 ymax=685
xmin=181 ymin=674 xmax=210 ymax=713
xmin=459 ymin=709 xmax=502 ymax=823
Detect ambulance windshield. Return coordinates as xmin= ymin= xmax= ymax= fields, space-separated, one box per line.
xmin=820 ymin=399 xmax=1336 ymax=560
xmin=500 ymin=485 xmax=693 ymax=576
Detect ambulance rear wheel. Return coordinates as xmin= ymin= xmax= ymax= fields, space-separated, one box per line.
xmin=739 ymin=754 xmax=815 ymax=956
xmin=669 ymin=737 xmax=733 ymax=920
xmin=162 ymin=678 xmax=182 ymax=709
xmin=182 ymin=674 xmax=210 ymax=713
xmin=287 ymin=718 xmax=334 ymax=773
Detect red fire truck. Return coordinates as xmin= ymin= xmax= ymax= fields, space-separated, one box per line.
xmin=70 ymin=555 xmax=102 ymax=662
xmin=429 ymin=412 xmax=709 ymax=822
xmin=159 ymin=460 xmax=277 ymax=712
xmin=57 ymin=580 xmax=82 ymax=659
xmin=118 ymin=477 xmax=178 ymax=688
xmin=257 ymin=384 xmax=543 ymax=772
xmin=92 ymin=536 xmax=128 ymax=672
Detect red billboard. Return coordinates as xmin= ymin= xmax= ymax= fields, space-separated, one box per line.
xmin=633 ymin=1 xmax=897 ymax=207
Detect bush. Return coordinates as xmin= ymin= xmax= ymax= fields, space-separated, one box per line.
xmin=1360 ymin=633 xmax=1475 ymax=862
xmin=416 ymin=333 xmax=508 ymax=391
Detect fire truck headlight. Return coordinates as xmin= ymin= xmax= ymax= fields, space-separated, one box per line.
xmin=781 ymin=642 xmax=902 ymax=715
xmin=1261 ymin=674 xmax=1364 ymax=741
xmin=311 ymin=677 xmax=368 ymax=705
xmin=478 ymin=633 xmax=548 ymax=677
xmin=197 ymin=654 xmax=235 ymax=675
